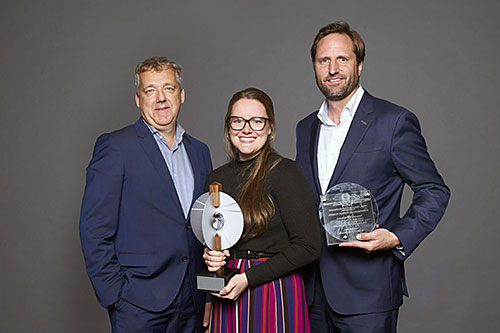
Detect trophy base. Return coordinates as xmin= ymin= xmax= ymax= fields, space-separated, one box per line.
xmin=196 ymin=268 xmax=238 ymax=292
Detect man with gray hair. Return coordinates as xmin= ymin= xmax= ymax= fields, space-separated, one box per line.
xmin=80 ymin=56 xmax=212 ymax=332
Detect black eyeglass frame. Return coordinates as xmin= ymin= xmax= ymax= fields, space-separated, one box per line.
xmin=227 ymin=116 xmax=270 ymax=131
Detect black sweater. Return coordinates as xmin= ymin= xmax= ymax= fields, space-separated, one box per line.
xmin=207 ymin=157 xmax=321 ymax=287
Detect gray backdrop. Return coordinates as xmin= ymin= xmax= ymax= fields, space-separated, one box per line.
xmin=1 ymin=0 xmax=499 ymax=332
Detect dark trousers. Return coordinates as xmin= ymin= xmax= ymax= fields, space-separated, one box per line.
xmin=108 ymin=273 xmax=202 ymax=333
xmin=309 ymin=273 xmax=399 ymax=333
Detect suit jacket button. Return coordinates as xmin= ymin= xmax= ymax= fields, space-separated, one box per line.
xmin=185 ymin=224 xmax=191 ymax=230
xmin=182 ymin=256 xmax=188 ymax=262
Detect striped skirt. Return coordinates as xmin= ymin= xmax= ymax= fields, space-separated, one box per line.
xmin=209 ymin=257 xmax=310 ymax=333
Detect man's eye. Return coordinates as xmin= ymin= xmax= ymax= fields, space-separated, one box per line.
xmin=165 ymin=87 xmax=174 ymax=92
xmin=319 ymin=59 xmax=328 ymax=64
xmin=145 ymin=89 xmax=154 ymax=94
xmin=339 ymin=57 xmax=347 ymax=62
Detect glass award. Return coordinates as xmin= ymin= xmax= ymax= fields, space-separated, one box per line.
xmin=190 ymin=182 xmax=244 ymax=292
xmin=319 ymin=182 xmax=378 ymax=246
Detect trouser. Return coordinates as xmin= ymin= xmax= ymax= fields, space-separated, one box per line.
xmin=108 ymin=273 xmax=202 ymax=333
xmin=309 ymin=273 xmax=399 ymax=333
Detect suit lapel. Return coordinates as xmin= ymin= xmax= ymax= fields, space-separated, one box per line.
xmin=309 ymin=117 xmax=323 ymax=197
xmin=134 ymin=119 xmax=184 ymax=218
xmin=183 ymin=134 xmax=201 ymax=206
xmin=328 ymin=93 xmax=375 ymax=187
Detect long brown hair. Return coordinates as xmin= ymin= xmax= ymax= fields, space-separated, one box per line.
xmin=224 ymin=88 xmax=283 ymax=238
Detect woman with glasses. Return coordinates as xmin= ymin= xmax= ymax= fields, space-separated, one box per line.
xmin=203 ymin=87 xmax=321 ymax=332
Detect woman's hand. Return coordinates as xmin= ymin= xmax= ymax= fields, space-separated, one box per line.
xmin=203 ymin=248 xmax=229 ymax=272
xmin=212 ymin=273 xmax=248 ymax=301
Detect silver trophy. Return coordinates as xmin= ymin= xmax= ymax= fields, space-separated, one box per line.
xmin=319 ymin=182 xmax=378 ymax=246
xmin=190 ymin=182 xmax=244 ymax=292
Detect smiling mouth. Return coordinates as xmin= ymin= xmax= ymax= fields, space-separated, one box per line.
xmin=326 ymin=77 xmax=343 ymax=84
xmin=239 ymin=137 xmax=256 ymax=143
xmin=155 ymin=106 xmax=170 ymax=111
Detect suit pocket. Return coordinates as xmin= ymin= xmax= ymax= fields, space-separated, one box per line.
xmin=355 ymin=143 xmax=384 ymax=153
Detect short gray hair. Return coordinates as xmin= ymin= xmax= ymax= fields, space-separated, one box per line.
xmin=134 ymin=56 xmax=183 ymax=90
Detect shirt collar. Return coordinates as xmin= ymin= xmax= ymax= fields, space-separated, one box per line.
xmin=142 ymin=118 xmax=186 ymax=147
xmin=317 ymin=85 xmax=365 ymax=126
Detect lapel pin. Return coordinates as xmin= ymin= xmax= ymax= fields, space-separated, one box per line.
xmin=361 ymin=120 xmax=368 ymax=126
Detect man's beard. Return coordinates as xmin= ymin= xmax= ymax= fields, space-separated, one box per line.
xmin=316 ymin=72 xmax=359 ymax=101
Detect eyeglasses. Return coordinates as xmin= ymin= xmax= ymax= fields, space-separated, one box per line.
xmin=228 ymin=116 xmax=270 ymax=131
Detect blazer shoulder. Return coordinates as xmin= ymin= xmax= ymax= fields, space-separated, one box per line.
xmin=100 ymin=123 xmax=136 ymax=141
xmin=368 ymin=94 xmax=416 ymax=119
xmin=92 ymin=123 xmax=136 ymax=149
xmin=296 ymin=111 xmax=319 ymax=129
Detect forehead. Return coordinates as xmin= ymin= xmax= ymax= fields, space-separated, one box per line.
xmin=231 ymin=98 xmax=267 ymax=117
xmin=139 ymin=68 xmax=177 ymax=86
xmin=316 ymin=33 xmax=355 ymax=57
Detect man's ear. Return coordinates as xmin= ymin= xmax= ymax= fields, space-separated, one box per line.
xmin=357 ymin=61 xmax=364 ymax=76
xmin=135 ymin=93 xmax=140 ymax=108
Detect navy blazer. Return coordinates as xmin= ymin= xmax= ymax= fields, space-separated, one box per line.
xmin=79 ymin=118 xmax=212 ymax=312
xmin=296 ymin=91 xmax=450 ymax=314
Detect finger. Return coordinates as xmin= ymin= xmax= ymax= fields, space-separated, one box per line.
xmin=205 ymin=258 xmax=226 ymax=266
xmin=219 ymin=281 xmax=236 ymax=296
xmin=205 ymin=252 xmax=226 ymax=260
xmin=356 ymin=232 xmax=375 ymax=241
xmin=339 ymin=241 xmax=369 ymax=249
xmin=207 ymin=265 xmax=224 ymax=272
xmin=338 ymin=240 xmax=360 ymax=246
xmin=212 ymin=249 xmax=227 ymax=255
xmin=204 ymin=253 xmax=226 ymax=263
xmin=222 ymin=285 xmax=244 ymax=301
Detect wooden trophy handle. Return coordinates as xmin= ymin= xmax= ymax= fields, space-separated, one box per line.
xmin=214 ymin=233 xmax=225 ymax=275
xmin=209 ymin=182 xmax=224 ymax=275
xmin=209 ymin=181 xmax=222 ymax=208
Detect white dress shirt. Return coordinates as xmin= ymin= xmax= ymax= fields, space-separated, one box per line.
xmin=317 ymin=86 xmax=365 ymax=194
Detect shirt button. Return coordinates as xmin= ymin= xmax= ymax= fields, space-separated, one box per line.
xmin=182 ymin=256 xmax=188 ymax=262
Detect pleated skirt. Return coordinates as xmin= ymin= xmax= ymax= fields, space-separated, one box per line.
xmin=209 ymin=257 xmax=310 ymax=333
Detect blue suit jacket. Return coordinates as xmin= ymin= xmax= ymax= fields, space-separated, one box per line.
xmin=296 ymin=91 xmax=450 ymax=315
xmin=79 ymin=118 xmax=212 ymax=312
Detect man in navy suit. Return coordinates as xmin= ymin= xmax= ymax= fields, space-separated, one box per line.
xmin=79 ymin=57 xmax=212 ymax=332
xmin=296 ymin=22 xmax=450 ymax=332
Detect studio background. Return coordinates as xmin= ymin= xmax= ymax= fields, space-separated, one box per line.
xmin=1 ymin=0 xmax=498 ymax=332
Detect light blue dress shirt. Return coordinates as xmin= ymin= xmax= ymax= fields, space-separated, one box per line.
xmin=144 ymin=119 xmax=195 ymax=219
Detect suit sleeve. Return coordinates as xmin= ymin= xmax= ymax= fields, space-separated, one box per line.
xmin=389 ymin=111 xmax=450 ymax=259
xmin=79 ymin=134 xmax=124 ymax=308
